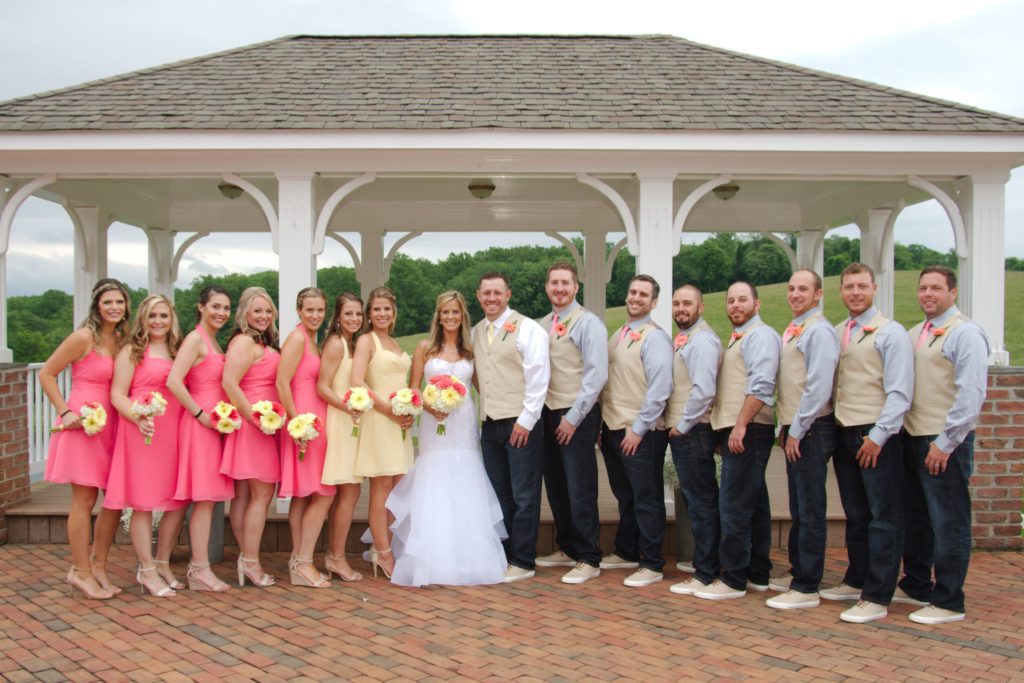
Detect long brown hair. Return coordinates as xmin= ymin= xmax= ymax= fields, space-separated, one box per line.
xmin=425 ymin=290 xmax=473 ymax=361
xmin=81 ymin=278 xmax=132 ymax=349
xmin=363 ymin=287 xmax=397 ymax=335
xmin=230 ymin=286 xmax=279 ymax=348
xmin=323 ymin=292 xmax=363 ymax=354
xmin=128 ymin=294 xmax=182 ymax=363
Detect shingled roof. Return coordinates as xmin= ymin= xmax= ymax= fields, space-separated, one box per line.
xmin=2 ymin=34 xmax=1023 ymax=133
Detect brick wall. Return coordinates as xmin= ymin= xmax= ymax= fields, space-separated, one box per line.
xmin=0 ymin=363 xmax=30 ymax=544
xmin=973 ymin=367 xmax=1024 ymax=549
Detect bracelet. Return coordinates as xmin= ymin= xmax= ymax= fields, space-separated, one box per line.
xmin=60 ymin=409 xmax=72 ymax=418
xmin=194 ymin=407 xmax=203 ymax=419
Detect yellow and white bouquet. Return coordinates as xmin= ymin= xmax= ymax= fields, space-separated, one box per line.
xmin=51 ymin=402 xmax=108 ymax=437
xmin=342 ymin=386 xmax=372 ymax=437
xmin=287 ymin=412 xmax=323 ymax=460
xmin=211 ymin=401 xmax=242 ymax=435
xmin=389 ymin=387 xmax=423 ymax=441
xmin=250 ymin=400 xmax=286 ymax=436
xmin=130 ymin=391 xmax=168 ymax=445
xmin=422 ymin=374 xmax=468 ymax=435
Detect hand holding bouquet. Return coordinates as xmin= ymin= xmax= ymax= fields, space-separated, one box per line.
xmin=421 ymin=374 xmax=468 ymax=435
xmin=389 ymin=387 xmax=423 ymax=441
xmin=130 ymin=391 xmax=167 ymax=445
xmin=211 ymin=401 xmax=242 ymax=435
xmin=250 ymin=400 xmax=287 ymax=435
xmin=51 ymin=402 xmax=108 ymax=437
xmin=287 ymin=413 xmax=324 ymax=460
xmin=342 ymin=386 xmax=372 ymax=437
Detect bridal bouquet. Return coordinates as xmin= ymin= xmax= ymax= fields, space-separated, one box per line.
xmin=130 ymin=391 xmax=167 ymax=445
xmin=389 ymin=388 xmax=423 ymax=441
xmin=421 ymin=374 xmax=468 ymax=435
xmin=51 ymin=402 xmax=108 ymax=437
xmin=211 ymin=401 xmax=242 ymax=435
xmin=287 ymin=413 xmax=324 ymax=460
xmin=250 ymin=400 xmax=287 ymax=436
xmin=342 ymin=386 xmax=372 ymax=437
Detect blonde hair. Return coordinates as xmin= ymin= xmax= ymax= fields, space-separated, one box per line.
xmin=81 ymin=278 xmax=132 ymax=350
xmin=363 ymin=287 xmax=397 ymax=335
xmin=128 ymin=294 xmax=182 ymax=364
xmin=295 ymin=286 xmax=327 ymax=311
xmin=425 ymin=290 xmax=473 ymax=361
xmin=230 ymin=286 xmax=279 ymax=348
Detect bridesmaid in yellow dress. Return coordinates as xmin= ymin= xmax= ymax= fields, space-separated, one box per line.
xmin=350 ymin=287 xmax=414 ymax=578
xmin=317 ymin=292 xmax=365 ymax=582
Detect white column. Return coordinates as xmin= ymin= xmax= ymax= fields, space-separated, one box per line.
xmin=634 ymin=174 xmax=675 ymax=330
xmin=66 ymin=205 xmax=110 ymax=325
xmin=795 ymin=229 xmax=826 ymax=275
xmin=857 ymin=208 xmax=899 ymax=317
xmin=955 ymin=173 xmax=1009 ymax=364
xmin=0 ymin=187 xmax=9 ymax=361
xmin=275 ymin=173 xmax=317 ymax=333
xmin=583 ymin=231 xmax=607 ymax=319
xmin=359 ymin=230 xmax=386 ymax=300
xmin=146 ymin=227 xmax=176 ymax=300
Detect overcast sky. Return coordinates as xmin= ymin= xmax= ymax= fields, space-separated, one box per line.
xmin=2 ymin=0 xmax=1022 ymax=294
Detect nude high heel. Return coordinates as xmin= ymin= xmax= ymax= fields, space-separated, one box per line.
xmin=136 ymin=565 xmax=176 ymax=597
xmin=237 ymin=556 xmax=275 ymax=587
xmin=89 ymin=556 xmax=122 ymax=595
xmin=187 ymin=561 xmax=231 ymax=592
xmin=289 ymin=558 xmax=332 ymax=588
xmin=66 ymin=566 xmax=114 ymax=600
xmin=325 ymin=552 xmax=363 ymax=582
xmin=369 ymin=547 xmax=393 ymax=579
xmin=152 ymin=559 xmax=186 ymax=589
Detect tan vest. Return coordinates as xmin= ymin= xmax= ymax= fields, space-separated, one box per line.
xmin=834 ymin=312 xmax=890 ymax=427
xmin=904 ymin=313 xmax=967 ymax=436
xmin=540 ymin=308 xmax=586 ymax=411
xmin=777 ymin=312 xmax=833 ymax=427
xmin=710 ymin=322 xmax=775 ymax=431
xmin=601 ymin=321 xmax=660 ymax=431
xmin=473 ymin=315 xmax=527 ymax=420
xmin=663 ymin=320 xmax=718 ymax=428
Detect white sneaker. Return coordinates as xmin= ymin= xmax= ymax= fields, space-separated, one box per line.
xmin=747 ymin=581 xmax=769 ymax=592
xmin=536 ymin=550 xmax=576 ymax=568
xmin=820 ymin=583 xmax=861 ymax=601
xmin=561 ymin=562 xmax=600 ymax=584
xmin=840 ymin=600 xmax=888 ymax=623
xmin=669 ymin=577 xmax=706 ymax=595
xmin=675 ymin=560 xmax=695 ymax=573
xmin=503 ymin=565 xmax=535 ymax=583
xmin=768 ymin=573 xmax=792 ymax=591
xmin=694 ymin=579 xmax=746 ymax=600
xmin=623 ymin=568 xmax=663 ymax=587
xmin=909 ymin=605 xmax=965 ymax=624
xmin=766 ymin=589 xmax=820 ymax=610
xmin=599 ymin=553 xmax=639 ymax=570
xmin=892 ymin=587 xmax=928 ymax=607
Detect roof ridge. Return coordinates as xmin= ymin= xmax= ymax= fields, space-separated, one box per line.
xmin=669 ymin=35 xmax=1024 ymax=126
xmin=0 ymin=35 xmax=298 ymax=107
xmin=289 ymin=33 xmax=666 ymax=39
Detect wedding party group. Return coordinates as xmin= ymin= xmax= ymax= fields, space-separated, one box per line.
xmin=40 ymin=260 xmax=987 ymax=628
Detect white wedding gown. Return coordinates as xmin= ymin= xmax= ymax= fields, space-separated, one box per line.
xmin=387 ymin=357 xmax=508 ymax=586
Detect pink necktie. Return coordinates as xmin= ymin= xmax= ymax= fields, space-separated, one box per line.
xmin=618 ymin=324 xmax=630 ymax=344
xmin=842 ymin=319 xmax=856 ymax=350
xmin=915 ymin=321 xmax=933 ymax=350
xmin=549 ymin=313 xmax=559 ymax=338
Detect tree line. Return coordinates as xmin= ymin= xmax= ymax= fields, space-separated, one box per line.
xmin=9 ymin=234 xmax=973 ymax=362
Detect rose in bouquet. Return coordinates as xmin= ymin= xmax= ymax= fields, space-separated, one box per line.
xmin=342 ymin=386 xmax=372 ymax=437
xmin=211 ymin=401 xmax=242 ymax=435
xmin=389 ymin=387 xmax=423 ymax=441
xmin=287 ymin=412 xmax=324 ymax=460
xmin=130 ymin=391 xmax=168 ymax=445
xmin=51 ymin=402 xmax=108 ymax=437
xmin=250 ymin=400 xmax=287 ymax=436
xmin=421 ymin=374 xmax=468 ymax=435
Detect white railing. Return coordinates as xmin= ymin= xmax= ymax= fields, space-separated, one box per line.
xmin=26 ymin=362 xmax=70 ymax=481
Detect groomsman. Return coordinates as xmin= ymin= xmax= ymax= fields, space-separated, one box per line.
xmin=694 ymin=281 xmax=780 ymax=600
xmin=826 ymin=262 xmax=913 ymax=624
xmin=474 ymin=272 xmax=551 ymax=583
xmin=767 ymin=270 xmax=839 ymax=610
xmin=599 ymin=274 xmax=673 ymax=587
xmin=664 ymin=284 xmax=724 ymax=596
xmin=536 ymin=262 xmax=608 ymax=584
xmin=899 ymin=265 xmax=988 ymax=624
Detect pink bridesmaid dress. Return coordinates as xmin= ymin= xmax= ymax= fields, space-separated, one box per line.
xmin=174 ymin=326 xmax=234 ymax=502
xmin=219 ymin=344 xmax=281 ymax=483
xmin=279 ymin=326 xmax=333 ymax=498
xmin=103 ymin=347 xmax=185 ymax=511
xmin=45 ymin=349 xmax=119 ymax=488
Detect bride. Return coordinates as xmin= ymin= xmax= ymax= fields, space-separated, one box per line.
xmin=387 ymin=290 xmax=507 ymax=586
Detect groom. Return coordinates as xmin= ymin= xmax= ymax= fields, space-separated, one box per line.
xmin=474 ymin=272 xmax=551 ymax=582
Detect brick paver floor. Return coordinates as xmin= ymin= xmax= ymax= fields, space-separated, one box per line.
xmin=0 ymin=545 xmax=1021 ymax=681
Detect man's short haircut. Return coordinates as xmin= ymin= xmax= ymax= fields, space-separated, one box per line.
xmin=729 ymin=280 xmax=758 ymax=300
xmin=920 ymin=264 xmax=957 ymax=290
xmin=793 ymin=268 xmax=823 ymax=291
xmin=546 ymin=261 xmax=579 ymax=285
xmin=477 ymin=271 xmax=510 ymax=290
xmin=629 ymin=274 xmax=660 ymax=300
xmin=840 ymin=262 xmax=875 ymax=286
xmin=673 ymin=283 xmax=704 ymax=303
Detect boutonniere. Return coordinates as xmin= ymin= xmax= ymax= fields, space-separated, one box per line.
xmin=502 ymin=320 xmax=517 ymax=341
xmin=673 ymin=333 xmax=689 ymax=351
xmin=728 ymin=331 xmax=743 ymax=349
xmin=856 ymin=326 xmax=877 ymax=344
xmin=928 ymin=326 xmax=946 ymax=347
xmin=627 ymin=329 xmax=644 ymax=348
xmin=784 ymin=322 xmax=805 ymax=343
xmin=553 ymin=316 xmax=573 ymax=340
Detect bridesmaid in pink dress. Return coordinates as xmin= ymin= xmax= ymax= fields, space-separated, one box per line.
xmin=41 ymin=278 xmax=132 ymax=599
xmin=166 ymin=285 xmax=235 ymax=592
xmin=220 ymin=286 xmax=281 ymax=587
xmin=104 ymin=294 xmax=186 ymax=597
xmin=277 ymin=287 xmax=336 ymax=587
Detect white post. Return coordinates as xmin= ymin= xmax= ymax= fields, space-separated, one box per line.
xmin=857 ymin=208 xmax=900 ymax=317
xmin=145 ymin=227 xmax=176 ymax=300
xmin=275 ymin=173 xmax=318 ymax=333
xmin=635 ymin=174 xmax=675 ymax=330
xmin=0 ymin=187 xmax=9 ymax=362
xmin=66 ymin=205 xmax=110 ymax=325
xmin=955 ymin=174 xmax=1009 ymax=364
xmin=795 ymin=229 xmax=826 ymax=275
xmin=583 ymin=231 xmax=608 ymax=319
xmin=360 ymin=230 xmax=386 ymax=300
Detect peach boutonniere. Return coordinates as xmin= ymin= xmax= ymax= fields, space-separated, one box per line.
xmin=627 ymin=330 xmax=644 ymax=348
xmin=553 ymin=316 xmax=573 ymax=340
xmin=856 ymin=326 xmax=877 ymax=344
xmin=673 ymin=333 xmax=689 ymax=351
xmin=502 ymin=320 xmax=518 ymax=341
xmin=728 ymin=331 xmax=743 ymax=349
xmin=784 ymin=322 xmax=805 ymax=344
xmin=928 ymin=326 xmax=946 ymax=347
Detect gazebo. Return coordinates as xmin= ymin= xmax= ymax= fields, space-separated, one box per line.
xmin=1 ymin=34 xmax=1023 ymax=359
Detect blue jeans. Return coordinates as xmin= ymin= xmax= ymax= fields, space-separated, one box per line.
xmin=899 ymin=431 xmax=974 ymax=613
xmin=717 ymin=423 xmax=774 ymax=590
xmin=668 ymin=423 xmax=720 ymax=585
xmin=783 ymin=415 xmax=836 ymax=593
xmin=481 ymin=416 xmax=544 ymax=570
xmin=542 ymin=405 xmax=602 ymax=567
xmin=600 ymin=424 xmax=668 ymax=572
xmin=833 ymin=423 xmax=905 ymax=605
